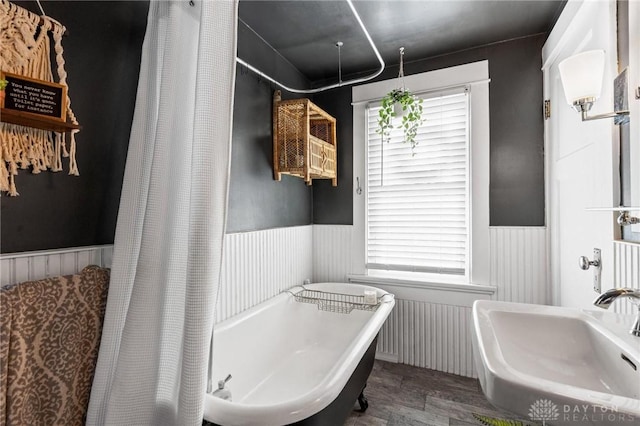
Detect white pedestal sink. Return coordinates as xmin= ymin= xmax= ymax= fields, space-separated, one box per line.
xmin=472 ymin=300 xmax=640 ymax=425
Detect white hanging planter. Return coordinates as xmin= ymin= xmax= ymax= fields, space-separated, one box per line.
xmin=375 ymin=47 xmax=425 ymax=186
xmin=375 ymin=48 xmax=424 ymax=153
xmin=393 ymin=102 xmax=405 ymax=120
xmin=377 ymin=89 xmax=424 ymax=152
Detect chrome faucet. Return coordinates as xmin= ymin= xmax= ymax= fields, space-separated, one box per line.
xmin=593 ymin=288 xmax=640 ymax=337
xmin=211 ymin=374 xmax=232 ymax=401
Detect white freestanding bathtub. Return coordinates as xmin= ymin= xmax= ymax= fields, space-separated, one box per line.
xmin=203 ymin=282 xmax=395 ymax=426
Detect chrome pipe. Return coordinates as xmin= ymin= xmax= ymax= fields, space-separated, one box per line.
xmin=581 ymin=110 xmax=630 ymax=121
xmin=235 ymin=0 xmax=385 ymax=94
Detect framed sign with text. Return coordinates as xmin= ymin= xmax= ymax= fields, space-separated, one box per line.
xmin=1 ymin=71 xmax=67 ymax=122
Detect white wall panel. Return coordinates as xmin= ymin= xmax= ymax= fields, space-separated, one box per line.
xmin=489 ymin=227 xmax=549 ymax=305
xmin=15 ymin=226 xmax=637 ymax=382
xmin=376 ymin=300 xmax=475 ymax=377
xmin=312 ymin=225 xmax=352 ymax=282
xmin=613 ymin=241 xmax=640 ymax=315
xmin=314 ymin=225 xmax=548 ymax=378
xmin=0 ymin=245 xmax=113 ymax=287
xmin=215 ymin=226 xmax=313 ymax=323
xmin=1 ymin=225 xmax=313 ymax=326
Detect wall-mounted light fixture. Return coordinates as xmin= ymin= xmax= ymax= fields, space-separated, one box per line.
xmin=558 ymin=50 xmax=630 ymax=125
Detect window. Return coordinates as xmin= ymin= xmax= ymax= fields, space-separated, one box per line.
xmin=352 ymin=61 xmax=490 ymax=286
xmin=366 ymin=89 xmax=469 ymax=276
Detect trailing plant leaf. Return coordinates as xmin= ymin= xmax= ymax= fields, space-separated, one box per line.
xmin=376 ymin=88 xmax=424 ymax=154
xmin=472 ymin=413 xmax=537 ymax=426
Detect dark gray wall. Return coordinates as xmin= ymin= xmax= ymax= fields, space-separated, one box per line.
xmin=1 ymin=4 xmax=316 ymax=252
xmin=227 ymin=21 xmax=314 ymax=233
xmin=311 ymin=87 xmax=353 ymax=224
xmin=312 ymin=34 xmax=547 ymax=226
xmin=1 ymin=1 xmax=148 ymax=253
xmin=1 ymin=4 xmax=549 ymax=253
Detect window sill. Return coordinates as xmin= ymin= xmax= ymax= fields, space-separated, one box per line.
xmin=346 ymin=273 xmax=496 ymax=296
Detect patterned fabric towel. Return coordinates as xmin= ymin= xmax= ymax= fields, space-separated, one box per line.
xmin=0 ymin=265 xmax=109 ymax=426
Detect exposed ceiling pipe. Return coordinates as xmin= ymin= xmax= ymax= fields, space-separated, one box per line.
xmin=235 ymin=0 xmax=385 ymax=94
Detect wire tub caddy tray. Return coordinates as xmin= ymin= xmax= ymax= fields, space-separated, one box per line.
xmin=289 ymin=286 xmax=393 ymax=314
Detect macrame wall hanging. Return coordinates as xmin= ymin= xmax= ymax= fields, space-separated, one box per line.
xmin=0 ymin=0 xmax=80 ymax=196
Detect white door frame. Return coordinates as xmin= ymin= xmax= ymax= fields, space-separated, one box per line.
xmin=542 ymin=0 xmax=620 ymax=307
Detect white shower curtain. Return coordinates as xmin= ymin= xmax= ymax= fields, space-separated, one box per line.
xmin=87 ymin=1 xmax=237 ymax=425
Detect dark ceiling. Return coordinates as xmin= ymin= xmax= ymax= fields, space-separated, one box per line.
xmin=239 ymin=0 xmax=566 ymax=84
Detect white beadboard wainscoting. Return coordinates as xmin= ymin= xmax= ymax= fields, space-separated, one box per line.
xmin=215 ymin=225 xmax=313 ymax=323
xmin=613 ymin=240 xmax=640 ymax=315
xmin=5 ymin=225 xmax=638 ymax=380
xmin=313 ymin=225 xmax=550 ymax=306
xmin=0 ymin=226 xmax=313 ymax=324
xmin=313 ymin=225 xmax=549 ymax=377
xmin=489 ymin=227 xmax=549 ymax=305
xmin=313 ymin=225 xmax=353 ymax=282
xmin=0 ymin=245 xmax=114 ymax=287
xmin=376 ymin=299 xmax=476 ymax=377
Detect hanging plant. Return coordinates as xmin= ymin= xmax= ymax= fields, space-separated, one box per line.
xmin=376 ymin=47 xmax=424 ymax=154
xmin=377 ymin=88 xmax=424 ymax=152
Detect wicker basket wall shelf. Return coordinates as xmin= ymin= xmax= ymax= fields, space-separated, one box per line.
xmin=273 ymin=90 xmax=337 ymax=186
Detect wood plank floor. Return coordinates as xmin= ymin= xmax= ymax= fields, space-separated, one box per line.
xmin=345 ymin=360 xmax=526 ymax=426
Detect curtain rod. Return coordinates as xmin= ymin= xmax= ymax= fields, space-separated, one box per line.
xmin=235 ymin=0 xmax=385 ymax=94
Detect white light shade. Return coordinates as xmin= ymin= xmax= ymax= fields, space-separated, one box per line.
xmin=558 ymin=50 xmax=605 ymax=105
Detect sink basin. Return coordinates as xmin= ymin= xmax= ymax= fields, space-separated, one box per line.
xmin=472 ymin=300 xmax=640 ymax=425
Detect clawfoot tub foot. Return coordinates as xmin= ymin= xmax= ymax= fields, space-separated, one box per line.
xmin=357 ymin=386 xmax=369 ymax=412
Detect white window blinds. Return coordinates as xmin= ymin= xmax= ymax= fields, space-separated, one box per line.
xmin=366 ymin=89 xmax=469 ymax=275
